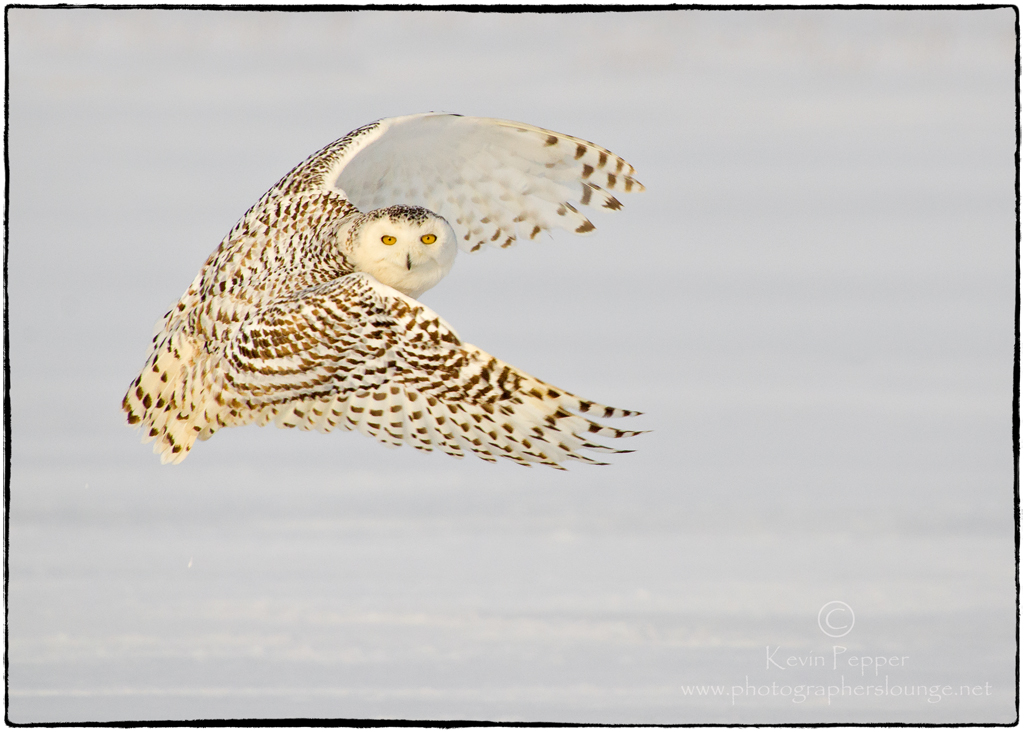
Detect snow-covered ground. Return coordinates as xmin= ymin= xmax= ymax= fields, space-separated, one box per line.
xmin=6 ymin=8 xmax=1016 ymax=724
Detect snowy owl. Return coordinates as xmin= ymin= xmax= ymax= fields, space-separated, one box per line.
xmin=123 ymin=113 xmax=645 ymax=467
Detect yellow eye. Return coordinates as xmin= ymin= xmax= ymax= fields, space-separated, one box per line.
xmin=381 ymin=235 xmax=397 ymax=246
xmin=420 ymin=234 xmax=437 ymax=245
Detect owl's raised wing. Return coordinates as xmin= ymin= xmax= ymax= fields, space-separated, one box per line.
xmin=275 ymin=113 xmax=644 ymax=253
xmin=166 ymin=273 xmax=641 ymax=467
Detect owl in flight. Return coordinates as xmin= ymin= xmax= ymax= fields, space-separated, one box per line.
xmin=123 ymin=113 xmax=645 ymax=468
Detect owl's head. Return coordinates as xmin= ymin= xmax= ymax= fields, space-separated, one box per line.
xmin=341 ymin=205 xmax=457 ymax=299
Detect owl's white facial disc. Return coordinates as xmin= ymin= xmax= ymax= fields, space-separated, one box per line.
xmin=342 ymin=205 xmax=457 ymax=299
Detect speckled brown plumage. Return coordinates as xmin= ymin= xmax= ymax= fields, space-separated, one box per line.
xmin=123 ymin=113 xmax=645 ymax=466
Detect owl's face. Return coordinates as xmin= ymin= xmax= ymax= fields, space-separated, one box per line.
xmin=342 ymin=205 xmax=457 ymax=299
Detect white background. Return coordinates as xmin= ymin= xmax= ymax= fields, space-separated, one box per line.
xmin=6 ymin=8 xmax=1017 ymax=724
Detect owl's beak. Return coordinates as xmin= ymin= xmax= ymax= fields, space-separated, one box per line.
xmin=406 ymin=253 xmax=412 ymax=270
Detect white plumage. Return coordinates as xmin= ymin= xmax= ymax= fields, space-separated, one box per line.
xmin=123 ymin=113 xmax=645 ymax=467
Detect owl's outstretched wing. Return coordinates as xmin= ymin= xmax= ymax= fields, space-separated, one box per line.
xmin=273 ymin=113 xmax=644 ymax=253
xmin=148 ymin=273 xmax=642 ymax=467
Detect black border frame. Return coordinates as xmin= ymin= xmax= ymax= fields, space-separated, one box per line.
xmin=3 ymin=3 xmax=1018 ymax=727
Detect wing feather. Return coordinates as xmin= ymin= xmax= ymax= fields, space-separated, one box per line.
xmin=275 ymin=113 xmax=643 ymax=253
xmin=158 ymin=273 xmax=642 ymax=467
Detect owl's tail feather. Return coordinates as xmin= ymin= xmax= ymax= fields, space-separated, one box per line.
xmin=122 ymin=331 xmax=217 ymax=464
